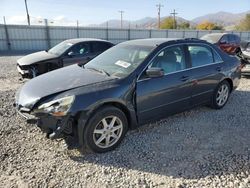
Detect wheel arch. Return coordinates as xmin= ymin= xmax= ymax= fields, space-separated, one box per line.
xmin=221 ymin=77 xmax=233 ymax=92
xmin=75 ymin=100 xmax=137 ymax=146
xmin=95 ymin=102 xmax=133 ymax=128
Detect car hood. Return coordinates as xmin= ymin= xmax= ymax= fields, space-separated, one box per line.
xmin=17 ymin=51 xmax=58 ymax=66
xmin=16 ymin=65 xmax=115 ymax=109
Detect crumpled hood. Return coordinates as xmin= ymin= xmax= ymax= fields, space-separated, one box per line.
xmin=17 ymin=51 xmax=58 ymax=66
xmin=16 ymin=65 xmax=115 ymax=109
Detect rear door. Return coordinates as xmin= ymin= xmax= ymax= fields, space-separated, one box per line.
xmin=62 ymin=42 xmax=91 ymax=66
xmin=187 ymin=44 xmax=225 ymax=106
xmin=136 ymin=45 xmax=193 ymax=124
xmin=228 ymin=34 xmax=237 ymax=54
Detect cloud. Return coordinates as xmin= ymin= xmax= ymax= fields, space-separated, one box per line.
xmin=4 ymin=15 xmax=78 ymax=26
xmin=53 ymin=15 xmax=65 ymax=21
xmin=7 ymin=15 xmax=27 ymax=24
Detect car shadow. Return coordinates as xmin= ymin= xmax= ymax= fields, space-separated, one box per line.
xmin=67 ymin=90 xmax=250 ymax=179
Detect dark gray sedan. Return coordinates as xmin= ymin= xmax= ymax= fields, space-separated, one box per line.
xmin=17 ymin=38 xmax=114 ymax=78
xmin=15 ymin=38 xmax=241 ymax=153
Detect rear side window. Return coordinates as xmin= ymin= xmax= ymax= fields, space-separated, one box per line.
xmin=228 ymin=35 xmax=236 ymax=43
xmin=220 ymin=35 xmax=229 ymax=44
xmin=188 ymin=45 xmax=214 ymax=67
xmin=92 ymin=42 xmax=112 ymax=53
xmin=234 ymin=35 xmax=241 ymax=43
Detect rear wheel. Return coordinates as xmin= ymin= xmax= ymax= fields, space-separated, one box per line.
xmin=210 ymin=80 xmax=231 ymax=109
xmin=82 ymin=106 xmax=128 ymax=153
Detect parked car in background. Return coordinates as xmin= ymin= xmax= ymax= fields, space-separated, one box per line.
xmin=17 ymin=38 xmax=114 ymax=78
xmin=15 ymin=38 xmax=241 ymax=153
xmin=201 ymin=33 xmax=241 ymax=55
xmin=239 ymin=40 xmax=250 ymax=76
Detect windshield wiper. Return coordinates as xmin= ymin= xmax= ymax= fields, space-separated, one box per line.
xmin=87 ymin=67 xmax=110 ymax=76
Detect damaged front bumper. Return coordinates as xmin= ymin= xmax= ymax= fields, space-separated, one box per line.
xmin=241 ymin=64 xmax=250 ymax=76
xmin=16 ymin=106 xmax=74 ymax=139
xmin=17 ymin=64 xmax=36 ymax=79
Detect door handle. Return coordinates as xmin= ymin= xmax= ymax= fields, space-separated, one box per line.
xmin=216 ymin=66 xmax=222 ymax=72
xmin=180 ymin=75 xmax=190 ymax=82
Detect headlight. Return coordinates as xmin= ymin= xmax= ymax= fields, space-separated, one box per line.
xmin=34 ymin=96 xmax=75 ymax=117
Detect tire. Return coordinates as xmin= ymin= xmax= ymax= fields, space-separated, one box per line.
xmin=210 ymin=80 xmax=231 ymax=109
xmin=82 ymin=106 xmax=128 ymax=153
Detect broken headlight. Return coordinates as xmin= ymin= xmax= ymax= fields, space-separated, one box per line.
xmin=34 ymin=96 xmax=75 ymax=117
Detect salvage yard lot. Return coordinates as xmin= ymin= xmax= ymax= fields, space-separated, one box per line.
xmin=0 ymin=54 xmax=250 ymax=187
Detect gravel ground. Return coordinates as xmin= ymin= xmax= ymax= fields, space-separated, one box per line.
xmin=0 ymin=54 xmax=250 ymax=188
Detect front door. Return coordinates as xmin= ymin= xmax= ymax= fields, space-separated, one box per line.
xmin=136 ymin=45 xmax=193 ymax=124
xmin=63 ymin=42 xmax=92 ymax=66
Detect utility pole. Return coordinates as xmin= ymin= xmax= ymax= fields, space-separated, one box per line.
xmin=3 ymin=16 xmax=11 ymax=50
xmin=24 ymin=0 xmax=30 ymax=25
xmin=156 ymin=3 xmax=164 ymax=29
xmin=118 ymin=10 xmax=124 ymax=29
xmin=3 ymin=16 xmax=6 ymax=25
xmin=170 ymin=9 xmax=178 ymax=29
xmin=76 ymin=20 xmax=79 ymax=38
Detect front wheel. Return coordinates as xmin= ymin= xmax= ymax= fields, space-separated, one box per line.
xmin=82 ymin=106 xmax=128 ymax=153
xmin=210 ymin=81 xmax=231 ymax=109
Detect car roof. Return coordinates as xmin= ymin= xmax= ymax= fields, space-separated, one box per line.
xmin=64 ymin=38 xmax=112 ymax=44
xmin=204 ymin=33 xmax=226 ymax=37
xmin=120 ymin=38 xmax=205 ymax=47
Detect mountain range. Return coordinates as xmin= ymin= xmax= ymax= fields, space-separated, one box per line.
xmin=90 ymin=10 xmax=250 ymax=30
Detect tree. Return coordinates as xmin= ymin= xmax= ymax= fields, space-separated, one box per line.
xmin=178 ymin=22 xmax=190 ymax=29
xmin=236 ymin=14 xmax=250 ymax=31
xmin=196 ymin=21 xmax=223 ymax=30
xmin=160 ymin=17 xmax=176 ymax=29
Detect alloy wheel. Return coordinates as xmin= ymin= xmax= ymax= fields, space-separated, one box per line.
xmin=93 ymin=116 xmax=123 ymax=149
xmin=216 ymin=84 xmax=229 ymax=107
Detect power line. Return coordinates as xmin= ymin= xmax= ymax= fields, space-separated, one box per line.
xmin=24 ymin=0 xmax=30 ymax=25
xmin=118 ymin=10 xmax=124 ymax=29
xmin=156 ymin=3 xmax=164 ymax=29
xmin=170 ymin=9 xmax=178 ymax=29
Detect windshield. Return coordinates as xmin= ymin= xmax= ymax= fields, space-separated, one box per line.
xmin=201 ymin=35 xmax=222 ymax=43
xmin=48 ymin=41 xmax=73 ymax=55
xmin=84 ymin=44 xmax=154 ymax=78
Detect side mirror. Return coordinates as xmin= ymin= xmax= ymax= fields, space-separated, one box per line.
xmin=146 ymin=67 xmax=164 ymax=78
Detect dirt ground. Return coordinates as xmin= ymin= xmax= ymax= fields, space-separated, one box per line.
xmin=0 ymin=54 xmax=250 ymax=188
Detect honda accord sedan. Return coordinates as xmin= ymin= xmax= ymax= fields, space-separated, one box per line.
xmin=17 ymin=38 xmax=114 ymax=78
xmin=15 ymin=38 xmax=241 ymax=153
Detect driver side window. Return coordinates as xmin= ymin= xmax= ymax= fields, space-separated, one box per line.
xmin=150 ymin=45 xmax=186 ymax=74
xmin=68 ymin=43 xmax=90 ymax=56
